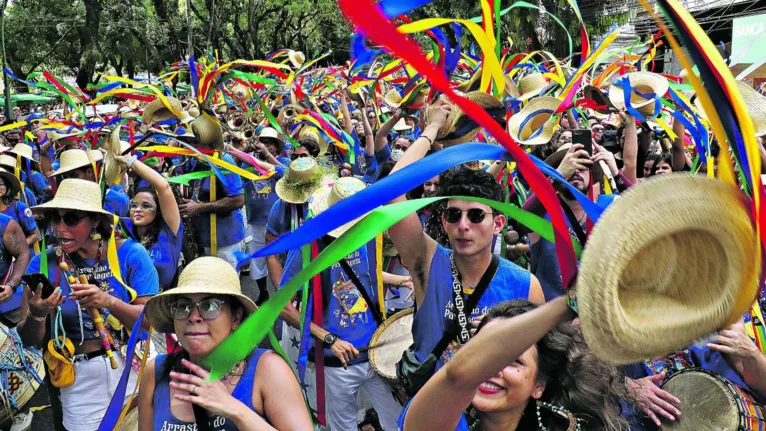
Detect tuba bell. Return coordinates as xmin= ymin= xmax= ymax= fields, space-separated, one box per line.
xmin=242 ymin=125 xmax=256 ymax=140
xmin=227 ymin=112 xmax=246 ymax=130
xmin=277 ymin=104 xmax=303 ymax=128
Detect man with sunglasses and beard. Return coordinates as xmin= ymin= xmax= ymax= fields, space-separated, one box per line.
xmin=387 ymin=99 xmax=544 ymax=388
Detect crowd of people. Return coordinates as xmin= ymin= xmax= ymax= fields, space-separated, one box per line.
xmin=0 ymin=5 xmax=759 ymax=431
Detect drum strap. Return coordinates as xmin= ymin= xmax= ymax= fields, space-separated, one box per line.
xmin=434 ymin=253 xmax=499 ymax=355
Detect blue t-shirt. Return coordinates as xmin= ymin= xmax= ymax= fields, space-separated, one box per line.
xmin=622 ymin=343 xmax=764 ymax=430
xmin=245 ymin=161 xmax=286 ymax=225
xmin=398 ymin=399 xmax=470 ymax=431
xmin=153 ymin=349 xmax=269 ymax=431
xmin=105 ymin=187 xmax=129 ymax=218
xmin=126 ymin=219 xmax=183 ymax=291
xmin=280 ymin=241 xmax=380 ymax=366
xmin=26 ymin=239 xmax=159 ymax=342
xmin=1 ymin=201 xmax=37 ymax=256
xmin=28 ymin=170 xmax=47 ymax=201
xmin=412 ymin=245 xmax=531 ymax=370
xmin=0 ymin=215 xmax=18 ymax=313
xmin=184 ymin=154 xmax=245 ymax=248
xmin=266 ymin=199 xmax=308 ymax=238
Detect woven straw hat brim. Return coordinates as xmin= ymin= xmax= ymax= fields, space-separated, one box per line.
xmin=32 ymin=178 xmax=112 ymax=216
xmin=190 ymin=115 xmax=224 ymax=150
xmin=577 ymin=175 xmax=759 ymax=364
xmin=9 ymin=144 xmax=34 ymax=161
xmin=608 ymin=72 xmax=669 ymax=112
xmin=275 ymin=177 xmax=324 ymax=204
xmin=308 ymin=182 xmax=367 ymax=238
xmin=141 ymin=98 xmax=183 ymax=126
xmin=435 ymin=92 xmax=504 ymax=140
xmin=51 ymin=150 xmax=92 ymax=177
xmin=516 ymin=74 xmax=549 ymax=101
xmin=507 ymin=96 xmax=560 ymax=146
xmin=145 ymin=257 xmax=257 ymax=334
xmin=504 ymin=76 xmax=520 ymax=99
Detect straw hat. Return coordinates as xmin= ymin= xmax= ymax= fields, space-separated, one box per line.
xmin=577 ymin=175 xmax=760 ymax=364
xmin=86 ymin=150 xmax=104 ymax=163
xmin=50 ymin=149 xmax=93 ymax=177
xmin=288 ymin=51 xmax=306 ymax=69
xmin=309 ymin=177 xmax=367 ymax=238
xmin=275 ymin=157 xmax=325 ymax=204
xmin=141 ymin=97 xmax=183 ymax=126
xmin=190 ymin=112 xmax=224 ymax=150
xmin=277 ymin=104 xmax=304 ymax=128
xmin=47 ymin=130 xmax=85 ymax=146
xmin=258 ymin=127 xmax=285 ymax=153
xmin=297 ymin=126 xmax=329 ymax=155
xmin=504 ymin=75 xmax=520 ymax=99
xmin=0 ymin=154 xmax=17 ymax=170
xmin=583 ymin=85 xmax=616 ymax=113
xmin=145 ymin=256 xmax=257 ymax=334
xmin=543 ymin=143 xmax=572 ymax=169
xmin=432 ymin=92 xmax=504 ymax=147
xmin=694 ymin=80 xmax=766 ymax=137
xmin=383 ymin=84 xmax=428 ymax=110
xmin=32 ymin=178 xmax=112 ymax=216
xmin=8 ymin=143 xmax=35 ymax=162
xmin=392 ymin=118 xmax=412 ymax=132
xmin=608 ymin=72 xmax=669 ymax=118
xmin=0 ymin=167 xmax=20 ymax=199
xmin=507 ymin=96 xmax=560 ymax=146
xmin=516 ymin=73 xmax=549 ymax=101
xmin=348 ymin=86 xmax=367 ymax=106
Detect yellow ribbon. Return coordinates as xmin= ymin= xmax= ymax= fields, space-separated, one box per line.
xmin=210 ymin=153 xmax=218 ymax=256
xmin=375 ymin=233 xmax=385 ymax=321
xmin=138 ymin=146 xmax=273 ymax=181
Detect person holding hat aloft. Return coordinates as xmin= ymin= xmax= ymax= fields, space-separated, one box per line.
xmin=0 ymin=167 xmax=38 ymax=257
xmin=400 ymin=298 xmax=630 ymax=431
xmin=279 ymin=177 xmax=403 ymax=431
xmin=16 ymin=178 xmax=159 ymax=430
xmin=49 ymin=149 xmax=130 ymax=217
xmin=112 ymin=151 xmax=182 ymax=292
xmin=139 ymin=257 xmax=313 ymax=431
xmin=386 ymin=98 xmax=543 ymax=395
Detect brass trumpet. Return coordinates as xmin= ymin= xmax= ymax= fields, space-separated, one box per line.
xmin=227 ymin=112 xmax=246 ymax=130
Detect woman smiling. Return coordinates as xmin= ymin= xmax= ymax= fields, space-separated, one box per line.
xmin=140 ymin=257 xmax=313 ymax=431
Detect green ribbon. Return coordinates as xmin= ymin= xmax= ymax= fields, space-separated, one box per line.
xmin=203 ymin=195 xmax=580 ymax=378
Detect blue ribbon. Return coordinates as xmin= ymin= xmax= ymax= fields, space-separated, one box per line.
xmin=527 ymin=154 xmax=607 ymax=221
xmin=97 ymin=310 xmax=148 ymax=431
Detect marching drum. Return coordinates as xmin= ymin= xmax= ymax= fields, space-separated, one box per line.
xmin=0 ymin=323 xmax=45 ymax=425
xmin=660 ymin=368 xmax=766 ymax=430
xmin=369 ymin=308 xmax=413 ymax=385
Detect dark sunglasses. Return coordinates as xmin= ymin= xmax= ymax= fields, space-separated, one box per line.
xmin=50 ymin=211 xmax=87 ymax=228
xmin=290 ymin=153 xmax=310 ymax=161
xmin=444 ymin=207 xmax=495 ymax=224
xmin=170 ymin=297 xmax=228 ymax=320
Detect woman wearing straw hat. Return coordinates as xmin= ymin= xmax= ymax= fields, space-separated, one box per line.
xmin=0 ymin=167 xmax=38 ymax=257
xmin=16 ymin=178 xmax=159 ymax=430
xmin=400 ymin=298 xmax=630 ymax=431
xmin=7 ymin=143 xmax=48 ymax=203
xmin=0 ymin=154 xmax=39 ymax=207
xmin=139 ymin=256 xmax=313 ymax=431
xmin=112 ymin=152 xmax=182 ymax=292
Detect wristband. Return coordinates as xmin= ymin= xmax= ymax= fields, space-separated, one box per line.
xmin=126 ymin=155 xmax=138 ymax=170
xmin=28 ymin=313 xmax=47 ymax=322
xmin=419 ymin=134 xmax=434 ymax=148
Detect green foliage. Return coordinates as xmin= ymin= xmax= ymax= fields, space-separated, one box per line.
xmin=1 ymin=0 xmax=629 ymax=87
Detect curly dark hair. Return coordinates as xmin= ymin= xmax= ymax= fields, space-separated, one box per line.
xmin=132 ymin=187 xmax=163 ymax=249
xmin=474 ymin=300 xmax=630 ymax=431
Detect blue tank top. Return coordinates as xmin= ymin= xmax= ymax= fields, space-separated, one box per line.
xmin=412 ymin=245 xmax=530 ymax=370
xmin=0 ymin=214 xmax=17 ymax=313
xmin=153 ymin=349 xmax=269 ymax=431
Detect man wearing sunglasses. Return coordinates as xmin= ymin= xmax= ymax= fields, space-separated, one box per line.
xmin=387 ymin=98 xmax=544 ymax=379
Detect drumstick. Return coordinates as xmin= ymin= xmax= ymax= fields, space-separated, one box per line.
xmin=60 ymin=263 xmax=119 ymax=370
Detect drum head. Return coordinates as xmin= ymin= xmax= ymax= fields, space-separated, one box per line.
xmin=369 ymin=309 xmax=414 ymax=381
xmin=660 ymin=370 xmax=738 ymax=430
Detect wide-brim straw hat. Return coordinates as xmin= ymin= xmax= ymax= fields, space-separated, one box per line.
xmin=577 ymin=175 xmax=760 ymax=364
xmin=258 ymin=127 xmax=285 ymax=153
xmin=8 ymin=143 xmax=35 ymax=162
xmin=87 ymin=149 xmax=104 ymax=163
xmin=433 ymin=92 xmax=505 ymax=147
xmin=516 ymin=73 xmax=549 ymax=101
xmin=145 ymin=256 xmax=257 ymax=334
xmin=47 ymin=130 xmax=85 ymax=146
xmin=141 ymin=97 xmax=183 ymax=127
xmin=32 ymin=178 xmax=112 ymax=216
xmin=392 ymin=118 xmax=412 ymax=132
xmin=0 ymin=167 xmax=20 ymax=199
xmin=288 ymin=51 xmax=306 ymax=69
xmin=543 ymin=143 xmax=572 ymax=169
xmin=608 ymin=72 xmax=669 ymax=115
xmin=584 ymin=85 xmax=616 ymax=114
xmin=308 ymin=177 xmax=367 ymax=238
xmin=693 ymin=80 xmax=766 ymax=137
xmin=507 ymin=96 xmax=560 ymax=146
xmin=348 ymin=86 xmax=367 ymax=106
xmin=0 ymin=154 xmax=17 ymax=171
xmin=275 ymin=157 xmax=325 ymax=204
xmin=384 ymin=84 xmax=428 ymax=109
xmin=51 ymin=149 xmax=92 ymax=177
xmin=190 ymin=112 xmax=224 ymax=150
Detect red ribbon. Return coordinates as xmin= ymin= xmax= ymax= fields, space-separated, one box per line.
xmin=310 ymin=241 xmax=326 ymax=426
xmin=338 ymin=0 xmax=578 ymax=288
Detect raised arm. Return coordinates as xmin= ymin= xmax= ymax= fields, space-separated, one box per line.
xmin=361 ymin=107 xmax=375 ymax=157
xmin=374 ymin=109 xmax=403 ymax=152
xmin=117 ymin=154 xmax=181 ymax=235
xmin=620 ymin=112 xmax=638 ymax=183
xmin=340 ymin=91 xmax=353 ymax=137
xmin=404 ymin=297 xmax=573 ymax=431
xmin=671 ymin=114 xmax=687 ymax=171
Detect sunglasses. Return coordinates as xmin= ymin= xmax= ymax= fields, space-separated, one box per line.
xmin=170 ymin=297 xmax=228 ymax=320
xmin=444 ymin=207 xmax=495 ymax=224
xmin=290 ymin=153 xmax=310 ymax=161
xmin=50 ymin=211 xmax=87 ymax=228
xmin=129 ymin=202 xmax=156 ymax=212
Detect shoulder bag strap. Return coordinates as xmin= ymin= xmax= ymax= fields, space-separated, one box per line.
xmin=558 ymin=196 xmax=586 ymax=247
xmin=431 ymin=254 xmax=500 ymax=357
